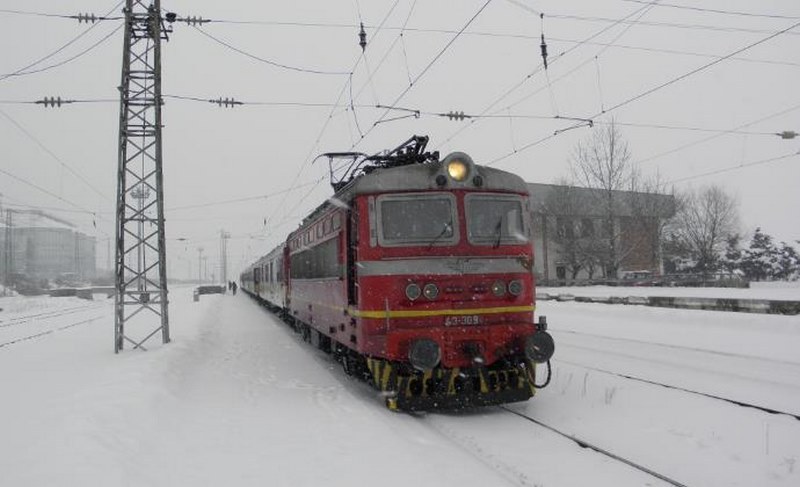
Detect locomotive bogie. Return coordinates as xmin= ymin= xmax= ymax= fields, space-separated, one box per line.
xmin=365 ymin=356 xmax=539 ymax=411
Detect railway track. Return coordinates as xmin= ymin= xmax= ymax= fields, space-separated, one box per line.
xmin=555 ymin=335 xmax=800 ymax=392
xmin=556 ymin=358 xmax=800 ymax=421
xmin=0 ymin=313 xmax=106 ymax=349
xmin=553 ymin=328 xmax=799 ymax=367
xmin=498 ymin=405 xmax=690 ymax=487
xmin=0 ymin=303 xmax=106 ymax=329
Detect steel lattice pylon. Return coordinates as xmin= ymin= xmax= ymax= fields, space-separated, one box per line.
xmin=114 ymin=0 xmax=171 ymax=352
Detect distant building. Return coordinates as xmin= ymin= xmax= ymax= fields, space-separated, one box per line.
xmin=0 ymin=226 xmax=96 ymax=284
xmin=527 ymin=182 xmax=675 ymax=284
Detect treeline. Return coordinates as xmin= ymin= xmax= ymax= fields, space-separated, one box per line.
xmin=547 ymin=121 xmax=799 ymax=282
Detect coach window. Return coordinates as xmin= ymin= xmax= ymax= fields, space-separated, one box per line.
xmin=465 ymin=194 xmax=528 ymax=246
xmin=376 ymin=193 xmax=458 ymax=247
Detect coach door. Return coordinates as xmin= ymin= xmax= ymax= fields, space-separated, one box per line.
xmin=346 ymin=208 xmax=357 ymax=306
xmin=254 ymin=266 xmax=261 ymax=295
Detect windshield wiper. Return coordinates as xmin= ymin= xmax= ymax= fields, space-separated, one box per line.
xmin=427 ymin=222 xmax=452 ymax=250
xmin=492 ymin=214 xmax=504 ymax=249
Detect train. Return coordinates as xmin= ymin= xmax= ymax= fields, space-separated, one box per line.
xmin=240 ymin=136 xmax=554 ymax=411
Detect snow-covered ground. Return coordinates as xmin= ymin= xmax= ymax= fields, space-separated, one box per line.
xmin=1 ymin=286 xmax=799 ymax=486
xmin=539 ymin=281 xmax=800 ymax=301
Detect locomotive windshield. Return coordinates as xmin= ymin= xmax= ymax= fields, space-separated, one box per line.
xmin=465 ymin=194 xmax=528 ymax=245
xmin=377 ymin=193 xmax=458 ymax=246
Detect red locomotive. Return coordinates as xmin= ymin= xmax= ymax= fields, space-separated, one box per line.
xmin=241 ymin=136 xmax=554 ymax=410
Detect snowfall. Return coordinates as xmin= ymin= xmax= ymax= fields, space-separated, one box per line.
xmin=1 ymin=283 xmax=799 ymax=487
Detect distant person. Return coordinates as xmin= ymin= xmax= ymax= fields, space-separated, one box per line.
xmin=232 ymin=281 xmax=238 ymax=295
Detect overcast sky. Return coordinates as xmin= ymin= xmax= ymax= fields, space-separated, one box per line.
xmin=1 ymin=0 xmax=798 ymax=279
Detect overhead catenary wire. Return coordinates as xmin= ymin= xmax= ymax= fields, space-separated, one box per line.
xmin=632 ymin=102 xmax=800 ymax=167
xmin=544 ymin=13 xmax=800 ymax=37
xmin=261 ymin=0 xmax=407 ymax=241
xmin=347 ymin=0 xmax=405 ymax=122
xmin=620 ymin=0 xmax=800 ymax=20
xmin=191 ymin=25 xmax=352 ymax=76
xmin=147 ymin=11 xmax=800 ymax=37
xmin=350 ymin=0 xmax=416 ymax=104
xmin=0 ymin=0 xmax=124 ymax=82
xmin=489 ymin=16 xmax=800 ymax=168
xmin=166 ymin=180 xmax=321 ymax=212
xmin=7 ymin=3 xmax=800 ymax=39
xmin=0 ymin=165 xmax=95 ymax=214
xmin=439 ymin=0 xmax=662 ymax=150
xmin=0 ymin=108 xmax=112 ymax=202
xmin=668 ymin=152 xmax=800 ymax=184
xmin=353 ymin=0 xmax=494 ymax=149
xmin=0 ymin=8 xmax=123 ymax=21
xmin=596 ymin=19 xmax=800 ymax=120
xmin=5 ymin=23 xmax=124 ymax=79
xmin=494 ymin=0 xmax=660 ymax=117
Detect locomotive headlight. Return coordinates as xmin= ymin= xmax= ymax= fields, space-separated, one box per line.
xmin=491 ymin=280 xmax=506 ymax=297
xmin=524 ymin=332 xmax=555 ymax=363
xmin=423 ymin=283 xmax=439 ymax=300
xmin=409 ymin=338 xmax=441 ymax=371
xmin=508 ymin=279 xmax=523 ymax=296
xmin=447 ymin=159 xmax=469 ymax=181
xmin=406 ymin=283 xmax=422 ymax=301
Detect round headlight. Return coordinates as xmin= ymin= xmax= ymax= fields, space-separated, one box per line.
xmin=409 ymin=338 xmax=441 ymax=371
xmin=447 ymin=160 xmax=469 ymax=181
xmin=405 ymin=283 xmax=421 ymax=301
xmin=508 ymin=279 xmax=523 ymax=296
xmin=491 ymin=280 xmax=506 ymax=297
xmin=423 ymin=283 xmax=439 ymax=300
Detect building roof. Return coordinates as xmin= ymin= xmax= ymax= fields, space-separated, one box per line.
xmin=527 ymin=182 xmax=675 ymax=219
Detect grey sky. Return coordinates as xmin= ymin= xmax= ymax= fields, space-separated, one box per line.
xmin=1 ymin=0 xmax=798 ymax=280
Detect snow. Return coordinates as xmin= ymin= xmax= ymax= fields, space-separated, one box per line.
xmin=539 ymin=281 xmax=800 ymax=301
xmin=2 ymin=286 xmax=800 ymax=486
xmin=533 ymin=300 xmax=800 ymax=486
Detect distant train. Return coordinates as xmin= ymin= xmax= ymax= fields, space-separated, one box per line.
xmin=241 ymin=136 xmax=554 ymax=411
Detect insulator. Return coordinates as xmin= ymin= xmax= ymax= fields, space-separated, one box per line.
xmin=359 ymin=23 xmax=367 ymax=52
xmin=446 ymin=111 xmax=467 ymax=121
xmin=779 ymin=130 xmax=798 ymax=140
xmin=539 ymin=13 xmax=548 ymax=70
xmin=540 ymin=34 xmax=548 ymax=70
xmin=184 ymin=16 xmax=207 ymax=26
xmin=214 ymin=97 xmax=241 ymax=108
xmin=37 ymin=96 xmax=67 ymax=108
xmin=76 ymin=13 xmax=98 ymax=24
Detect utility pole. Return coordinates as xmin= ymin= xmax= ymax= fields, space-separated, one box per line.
xmin=114 ymin=0 xmax=172 ymax=352
xmin=219 ymin=230 xmax=230 ymax=284
xmin=3 ymin=210 xmax=12 ymax=295
xmin=197 ymin=247 xmax=204 ymax=283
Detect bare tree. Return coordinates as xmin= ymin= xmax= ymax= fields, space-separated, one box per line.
xmin=541 ymin=182 xmax=596 ymax=280
xmin=570 ymin=121 xmax=636 ymax=278
xmin=670 ymin=185 xmax=739 ymax=275
xmin=630 ymin=173 xmax=677 ymax=274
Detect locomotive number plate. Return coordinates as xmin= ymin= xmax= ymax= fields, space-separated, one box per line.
xmin=444 ymin=315 xmax=482 ymax=326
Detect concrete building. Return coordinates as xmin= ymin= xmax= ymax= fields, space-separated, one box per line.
xmin=527 ymin=182 xmax=675 ymax=285
xmin=1 ymin=226 xmax=96 ymax=286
